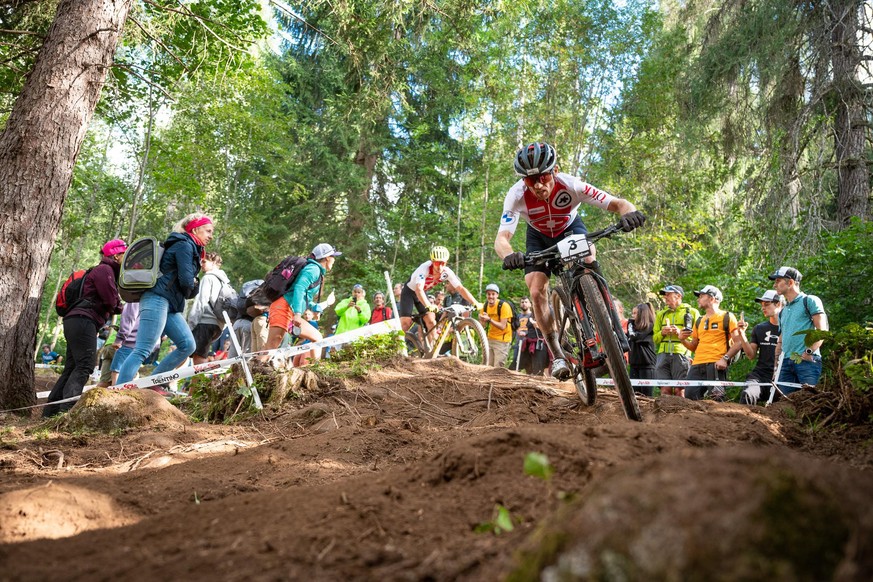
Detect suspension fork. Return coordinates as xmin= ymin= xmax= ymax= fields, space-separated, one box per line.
xmin=429 ymin=318 xmax=453 ymax=357
xmin=565 ymin=272 xmax=598 ymax=356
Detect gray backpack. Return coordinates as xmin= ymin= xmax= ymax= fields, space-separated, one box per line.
xmin=118 ymin=237 xmax=164 ymax=303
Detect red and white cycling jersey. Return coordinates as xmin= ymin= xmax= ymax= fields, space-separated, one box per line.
xmin=405 ymin=261 xmax=462 ymax=293
xmin=498 ymin=172 xmax=614 ymax=238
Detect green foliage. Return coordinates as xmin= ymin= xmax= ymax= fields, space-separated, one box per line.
xmin=310 ymin=331 xmax=405 ymax=378
xmin=523 ymin=452 xmax=555 ymax=481
xmin=790 ymin=323 xmax=873 ymax=429
xmin=798 ymin=219 xmax=873 ymax=329
xmin=474 ymin=504 xmax=515 ymax=535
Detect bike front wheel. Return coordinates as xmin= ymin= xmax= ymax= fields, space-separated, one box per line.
xmin=551 ymin=287 xmax=596 ymax=406
xmin=404 ymin=330 xmax=426 ymax=358
xmin=452 ymin=319 xmax=491 ymax=366
xmin=578 ymin=275 xmax=641 ymax=421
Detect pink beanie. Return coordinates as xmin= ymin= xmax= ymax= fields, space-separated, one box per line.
xmin=101 ymin=238 xmax=128 ymax=257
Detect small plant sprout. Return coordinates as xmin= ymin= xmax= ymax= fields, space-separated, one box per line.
xmin=474 ymin=504 xmax=514 ymax=535
xmin=523 ymin=452 xmax=554 ymax=481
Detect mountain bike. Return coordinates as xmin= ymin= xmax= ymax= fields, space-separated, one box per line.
xmin=405 ymin=304 xmax=491 ymax=366
xmin=511 ymin=223 xmax=641 ymax=421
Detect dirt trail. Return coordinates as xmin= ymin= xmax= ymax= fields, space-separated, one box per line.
xmin=2 ymin=358 xmax=872 ymax=580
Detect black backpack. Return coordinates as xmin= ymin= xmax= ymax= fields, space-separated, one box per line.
xmin=247 ymin=256 xmax=323 ymax=308
xmin=205 ymin=274 xmax=241 ymax=323
xmin=55 ymin=268 xmax=92 ymax=317
xmin=497 ymin=299 xmax=521 ymax=333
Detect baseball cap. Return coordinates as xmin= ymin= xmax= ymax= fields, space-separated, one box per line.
xmin=755 ymin=290 xmax=783 ymax=303
xmin=693 ymin=285 xmax=723 ymax=302
xmin=658 ymin=284 xmax=684 ymax=296
xmin=101 ymin=238 xmax=128 ymax=257
xmin=311 ymin=243 xmax=342 ymax=260
xmin=768 ymin=266 xmax=802 ymax=282
xmin=485 ymin=283 xmax=500 ymax=293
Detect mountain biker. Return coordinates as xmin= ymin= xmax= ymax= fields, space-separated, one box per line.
xmin=495 ymin=142 xmax=646 ymax=380
xmin=399 ymin=245 xmax=483 ymax=339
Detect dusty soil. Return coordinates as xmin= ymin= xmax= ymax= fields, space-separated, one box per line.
xmin=2 ymin=358 xmax=872 ymax=581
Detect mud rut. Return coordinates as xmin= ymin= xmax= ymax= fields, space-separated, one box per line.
xmin=2 ymin=358 xmax=872 ymax=580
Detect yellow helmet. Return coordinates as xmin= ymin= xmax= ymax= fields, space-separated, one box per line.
xmin=430 ymin=245 xmax=450 ymax=263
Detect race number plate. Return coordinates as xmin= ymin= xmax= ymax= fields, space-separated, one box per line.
xmin=557 ymin=234 xmax=591 ymax=260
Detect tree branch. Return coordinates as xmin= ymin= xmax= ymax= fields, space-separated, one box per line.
xmin=0 ymin=28 xmax=44 ymax=37
xmin=270 ymin=0 xmax=342 ymax=49
xmin=111 ymin=63 xmax=174 ymax=100
xmin=128 ymin=15 xmax=188 ymax=72
xmin=141 ymin=0 xmax=250 ymax=47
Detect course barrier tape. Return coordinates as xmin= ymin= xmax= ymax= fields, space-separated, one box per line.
xmin=15 ymin=318 xmax=404 ymax=413
xmin=594 ymin=378 xmax=805 ymax=389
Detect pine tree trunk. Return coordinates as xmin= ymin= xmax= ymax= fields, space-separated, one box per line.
xmin=830 ymin=0 xmax=870 ymax=226
xmin=0 ymin=0 xmax=132 ymax=412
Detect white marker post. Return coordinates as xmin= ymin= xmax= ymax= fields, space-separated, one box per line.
xmin=224 ymin=311 xmax=262 ymax=410
xmin=385 ymin=270 xmax=407 ymax=356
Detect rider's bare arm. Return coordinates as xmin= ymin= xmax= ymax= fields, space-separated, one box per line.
xmin=607 ymin=197 xmax=637 ymax=216
xmin=414 ymin=283 xmax=432 ymax=308
xmin=494 ymin=230 xmax=514 ymax=260
xmin=456 ymin=285 xmax=478 ymax=308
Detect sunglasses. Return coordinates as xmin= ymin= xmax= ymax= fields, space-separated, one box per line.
xmin=522 ymin=171 xmax=553 ymax=187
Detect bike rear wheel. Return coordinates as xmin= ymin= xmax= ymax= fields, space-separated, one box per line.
xmin=550 ymin=287 xmax=596 ymax=406
xmin=578 ymin=275 xmax=641 ymax=421
xmin=452 ymin=319 xmax=490 ymax=366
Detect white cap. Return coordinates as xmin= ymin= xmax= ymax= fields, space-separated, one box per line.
xmin=485 ymin=283 xmax=500 ymax=293
xmin=755 ymin=290 xmax=783 ymax=303
xmin=311 ymin=243 xmax=342 ymax=260
xmin=693 ymin=285 xmax=723 ymax=302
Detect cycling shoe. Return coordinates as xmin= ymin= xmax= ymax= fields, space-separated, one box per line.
xmin=551 ymin=358 xmax=572 ymax=381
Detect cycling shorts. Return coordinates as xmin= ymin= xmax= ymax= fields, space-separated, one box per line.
xmin=525 ymin=215 xmax=588 ymax=276
xmin=399 ymin=285 xmax=428 ymax=318
xmin=268 ymin=296 xmax=295 ymax=331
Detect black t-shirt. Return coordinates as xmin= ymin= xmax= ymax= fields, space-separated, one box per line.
xmin=747 ymin=320 xmax=780 ymax=381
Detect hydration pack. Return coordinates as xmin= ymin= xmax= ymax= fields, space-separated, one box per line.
xmin=118 ymin=237 xmax=164 ymax=303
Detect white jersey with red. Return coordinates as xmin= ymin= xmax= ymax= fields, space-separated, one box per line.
xmin=406 ymin=261 xmax=462 ymax=293
xmin=498 ymin=172 xmax=615 ymax=237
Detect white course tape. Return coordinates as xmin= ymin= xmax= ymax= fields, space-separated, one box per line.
xmin=595 ymin=378 xmax=805 ymax=389
xmin=270 ymin=318 xmax=402 ymax=361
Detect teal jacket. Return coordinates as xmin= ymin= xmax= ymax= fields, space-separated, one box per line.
xmin=282 ymin=259 xmax=325 ymax=314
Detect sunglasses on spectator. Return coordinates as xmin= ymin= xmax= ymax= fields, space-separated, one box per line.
xmin=522 ymin=172 xmax=553 ymax=187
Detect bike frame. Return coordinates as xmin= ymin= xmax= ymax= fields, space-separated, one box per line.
xmin=552 ymin=246 xmax=625 ymax=367
xmin=410 ymin=305 xmax=471 ymax=358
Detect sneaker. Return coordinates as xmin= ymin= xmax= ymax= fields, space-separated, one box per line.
xmin=551 ymin=358 xmax=572 ymax=381
xmin=147 ymin=384 xmax=171 ymax=396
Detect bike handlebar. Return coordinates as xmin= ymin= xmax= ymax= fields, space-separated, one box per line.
xmin=502 ymin=223 xmax=624 ymax=270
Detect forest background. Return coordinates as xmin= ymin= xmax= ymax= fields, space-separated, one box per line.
xmin=0 ymin=0 xmax=870 ymax=408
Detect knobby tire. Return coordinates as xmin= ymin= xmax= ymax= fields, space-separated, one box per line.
xmin=452 ymin=318 xmax=490 ymax=366
xmin=404 ymin=331 xmax=426 ymax=358
xmin=578 ymin=275 xmax=642 ymax=421
xmin=551 ymin=287 xmax=596 ymax=406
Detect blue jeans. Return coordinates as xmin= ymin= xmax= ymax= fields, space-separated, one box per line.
xmin=110 ymin=346 xmax=133 ymax=373
xmin=777 ymin=355 xmax=822 ymax=395
xmin=115 ymin=292 xmax=196 ymax=384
